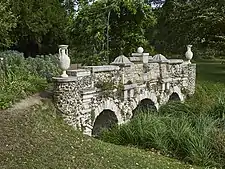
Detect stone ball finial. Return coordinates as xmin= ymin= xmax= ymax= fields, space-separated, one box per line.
xmin=137 ymin=47 xmax=144 ymax=54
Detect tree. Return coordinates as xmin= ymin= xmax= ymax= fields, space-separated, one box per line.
xmin=0 ymin=0 xmax=17 ymax=49
xmin=153 ymin=0 xmax=225 ymax=56
xmin=70 ymin=0 xmax=156 ymax=65
xmin=10 ymin=0 xmax=69 ymax=57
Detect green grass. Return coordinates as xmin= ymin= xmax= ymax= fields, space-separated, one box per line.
xmin=196 ymin=61 xmax=225 ymax=83
xmin=0 ymin=101 xmax=201 ymax=169
xmin=101 ymin=104 xmax=225 ymax=167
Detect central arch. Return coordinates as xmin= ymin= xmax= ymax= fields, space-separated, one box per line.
xmin=132 ymin=99 xmax=157 ymax=118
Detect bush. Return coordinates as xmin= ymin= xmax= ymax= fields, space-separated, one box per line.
xmin=0 ymin=50 xmax=60 ymax=109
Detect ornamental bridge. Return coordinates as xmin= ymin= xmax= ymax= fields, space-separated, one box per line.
xmin=53 ymin=47 xmax=196 ymax=136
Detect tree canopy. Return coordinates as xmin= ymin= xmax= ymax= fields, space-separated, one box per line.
xmin=1 ymin=0 xmax=225 ymax=60
xmin=9 ymin=0 xmax=69 ymax=57
xmin=0 ymin=1 xmax=17 ymax=49
xmin=70 ymin=0 xmax=156 ymax=64
xmin=154 ymin=0 xmax=225 ymax=57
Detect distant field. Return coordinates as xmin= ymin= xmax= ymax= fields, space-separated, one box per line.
xmin=196 ymin=61 xmax=225 ymax=83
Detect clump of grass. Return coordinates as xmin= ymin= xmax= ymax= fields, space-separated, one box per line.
xmin=101 ymin=111 xmax=220 ymax=167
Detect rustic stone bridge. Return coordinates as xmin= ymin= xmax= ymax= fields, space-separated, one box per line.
xmin=53 ymin=48 xmax=196 ymax=136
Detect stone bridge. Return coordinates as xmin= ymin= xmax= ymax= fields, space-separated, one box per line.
xmin=53 ymin=48 xmax=196 ymax=136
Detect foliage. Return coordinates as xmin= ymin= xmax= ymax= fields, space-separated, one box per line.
xmin=95 ymin=78 xmax=124 ymax=98
xmin=0 ymin=101 xmax=202 ymax=169
xmin=70 ymin=0 xmax=156 ymax=65
xmin=0 ymin=51 xmax=60 ymax=109
xmin=9 ymin=0 xmax=69 ymax=56
xmin=153 ymin=0 xmax=225 ymax=57
xmin=0 ymin=0 xmax=17 ymax=49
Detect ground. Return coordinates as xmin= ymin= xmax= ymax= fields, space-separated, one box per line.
xmin=0 ymin=99 xmax=201 ymax=169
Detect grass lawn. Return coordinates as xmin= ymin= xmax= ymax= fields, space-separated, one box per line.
xmin=196 ymin=60 xmax=225 ymax=83
xmin=0 ymin=101 xmax=201 ymax=169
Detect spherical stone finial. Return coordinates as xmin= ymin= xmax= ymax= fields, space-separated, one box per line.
xmin=137 ymin=47 xmax=144 ymax=54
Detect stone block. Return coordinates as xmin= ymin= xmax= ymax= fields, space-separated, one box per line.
xmin=84 ymin=65 xmax=120 ymax=73
xmin=67 ymin=69 xmax=91 ymax=77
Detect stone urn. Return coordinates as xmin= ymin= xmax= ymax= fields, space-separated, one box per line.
xmin=59 ymin=45 xmax=70 ymax=78
xmin=185 ymin=45 xmax=193 ymax=64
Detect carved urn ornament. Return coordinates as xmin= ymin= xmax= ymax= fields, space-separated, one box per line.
xmin=59 ymin=45 xmax=70 ymax=78
xmin=185 ymin=45 xmax=193 ymax=64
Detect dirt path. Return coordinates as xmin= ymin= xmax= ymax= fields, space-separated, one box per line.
xmin=7 ymin=91 xmax=52 ymax=112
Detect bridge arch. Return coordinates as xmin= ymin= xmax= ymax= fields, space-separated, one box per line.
xmin=93 ymin=99 xmax=122 ymax=124
xmin=92 ymin=109 xmax=118 ymax=137
xmin=92 ymin=99 xmax=122 ymax=136
xmin=167 ymin=86 xmax=184 ymax=102
xmin=130 ymin=91 xmax=159 ymax=118
xmin=132 ymin=98 xmax=157 ymax=118
xmin=169 ymin=92 xmax=181 ymax=101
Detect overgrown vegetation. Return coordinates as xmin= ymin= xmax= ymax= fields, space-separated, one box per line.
xmin=0 ymin=101 xmax=201 ymax=169
xmin=70 ymin=0 xmax=156 ymax=64
xmin=95 ymin=78 xmax=124 ymax=98
xmin=101 ymin=80 xmax=225 ymax=168
xmin=0 ymin=51 xmax=59 ymax=109
xmin=1 ymin=0 xmax=225 ymax=63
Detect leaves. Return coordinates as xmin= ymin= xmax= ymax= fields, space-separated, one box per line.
xmin=69 ymin=0 xmax=156 ymax=64
xmin=154 ymin=0 xmax=225 ymax=55
xmin=8 ymin=0 xmax=69 ymax=56
xmin=0 ymin=1 xmax=17 ymax=49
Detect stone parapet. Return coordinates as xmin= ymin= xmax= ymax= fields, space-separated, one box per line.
xmin=52 ymin=48 xmax=196 ymax=136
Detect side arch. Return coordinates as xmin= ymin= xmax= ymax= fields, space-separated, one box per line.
xmin=93 ymin=99 xmax=123 ymax=126
xmin=92 ymin=109 xmax=118 ymax=137
xmin=167 ymin=86 xmax=184 ymax=102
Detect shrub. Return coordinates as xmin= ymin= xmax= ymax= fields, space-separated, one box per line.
xmin=0 ymin=50 xmax=60 ymax=109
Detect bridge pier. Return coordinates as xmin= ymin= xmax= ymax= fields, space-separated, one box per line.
xmin=52 ymin=47 xmax=196 ymax=136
